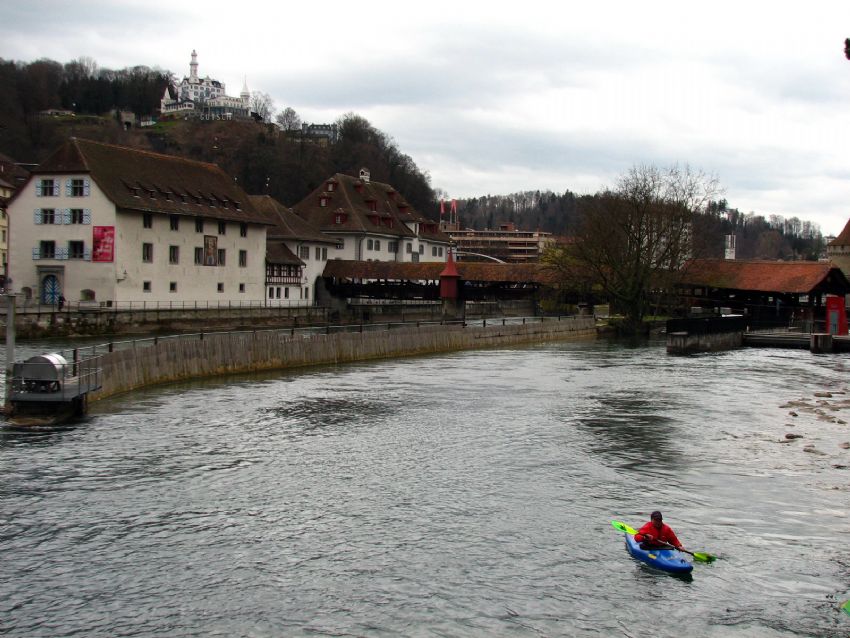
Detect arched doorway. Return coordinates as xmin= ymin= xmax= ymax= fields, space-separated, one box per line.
xmin=41 ymin=274 xmax=61 ymax=304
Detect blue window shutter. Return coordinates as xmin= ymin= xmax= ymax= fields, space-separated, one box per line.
xmin=57 ymin=247 xmax=68 ymax=260
xmin=35 ymin=183 xmax=42 ymax=197
xmin=32 ymin=247 xmax=40 ymax=259
xmin=84 ymin=179 xmax=90 ymax=196
xmin=65 ymin=179 xmax=72 ymax=196
xmin=62 ymin=209 xmax=71 ymax=224
xmin=52 ymin=182 xmax=60 ymax=197
xmin=84 ymin=248 xmax=91 ymax=261
xmin=83 ymin=209 xmax=92 ymax=224
xmin=34 ymin=209 xmax=42 ymax=224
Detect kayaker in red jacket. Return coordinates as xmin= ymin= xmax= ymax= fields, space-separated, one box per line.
xmin=634 ymin=511 xmax=686 ymax=551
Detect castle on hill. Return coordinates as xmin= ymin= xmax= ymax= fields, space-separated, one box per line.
xmin=160 ymin=51 xmax=251 ymax=121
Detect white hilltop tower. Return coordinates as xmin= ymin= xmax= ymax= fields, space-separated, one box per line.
xmin=241 ymin=77 xmax=250 ymax=108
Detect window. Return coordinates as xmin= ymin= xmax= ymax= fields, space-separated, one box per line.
xmin=432 ymin=246 xmax=437 ymax=257
xmin=169 ymin=245 xmax=179 ymax=264
xmin=336 ymin=239 xmax=344 ymax=250
xmin=37 ymin=179 xmax=57 ymax=197
xmin=40 ymin=240 xmax=56 ymax=259
xmin=69 ymin=178 xmax=87 ymax=197
xmin=334 ymin=213 xmax=343 ymax=223
xmin=70 ymin=209 xmax=85 ymax=224
xmin=195 ymin=218 xmax=204 ymax=233
xmin=419 ymin=245 xmax=425 ymax=255
xmin=322 ymin=247 xmax=327 ymax=260
xmin=143 ymin=281 xmax=151 ymax=292
xmin=217 ymin=282 xmax=224 ymax=293
xmin=239 ymin=250 xmax=247 ymax=267
xmin=284 ymin=287 xmax=289 ymax=299
xmin=299 ymin=246 xmax=310 ymax=260
xmin=406 ymin=243 xmax=412 ymax=254
xmin=217 ymin=248 xmax=226 ymax=266
xmin=142 ymin=243 xmax=153 ymax=263
xmin=169 ymin=282 xmax=177 ymax=293
xmin=240 ymin=223 xmax=247 ymax=237
xmin=194 ymin=246 xmax=203 ymax=265
xmin=374 ymin=240 xmax=380 ymax=251
xmin=389 ymin=241 xmax=398 ymax=253
xmin=239 ymin=283 xmax=245 ymax=293
xmin=367 ymin=239 xmax=374 ymax=251
xmin=218 ymin=221 xmax=226 ymax=235
xmin=40 ymin=209 xmax=55 ymax=225
xmin=170 ymin=215 xmax=179 ymax=231
xmin=68 ymin=241 xmax=85 ymax=259
xmin=143 ymin=213 xmax=152 ymax=229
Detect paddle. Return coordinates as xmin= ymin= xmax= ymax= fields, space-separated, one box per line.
xmin=611 ymin=520 xmax=717 ymax=563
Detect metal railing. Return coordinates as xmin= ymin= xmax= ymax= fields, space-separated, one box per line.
xmin=10 ymin=355 xmax=103 ymax=403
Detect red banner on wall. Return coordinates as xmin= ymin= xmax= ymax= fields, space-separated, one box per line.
xmin=92 ymin=226 xmax=115 ymax=262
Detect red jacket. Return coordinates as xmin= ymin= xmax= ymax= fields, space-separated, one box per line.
xmin=634 ymin=521 xmax=682 ymax=549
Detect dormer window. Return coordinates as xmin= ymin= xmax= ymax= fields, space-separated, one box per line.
xmin=386 ymin=189 xmax=396 ymax=200
xmin=369 ymin=215 xmax=379 ymax=226
xmin=326 ymin=180 xmax=336 ymax=192
xmin=319 ymin=195 xmax=330 ymax=207
xmin=366 ymin=199 xmax=378 ymax=212
xmin=353 ymin=180 xmax=363 ymax=193
xmin=334 ymin=212 xmax=347 ymax=225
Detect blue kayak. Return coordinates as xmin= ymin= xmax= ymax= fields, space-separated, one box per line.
xmin=624 ymin=533 xmax=693 ymax=575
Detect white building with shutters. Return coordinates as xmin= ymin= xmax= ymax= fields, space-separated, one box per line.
xmin=7 ymin=138 xmax=271 ymax=307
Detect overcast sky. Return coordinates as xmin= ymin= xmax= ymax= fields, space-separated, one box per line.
xmin=3 ymin=1 xmax=850 ymax=234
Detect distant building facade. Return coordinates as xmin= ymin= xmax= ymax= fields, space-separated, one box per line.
xmin=160 ymin=50 xmax=251 ymax=120
xmin=448 ymin=223 xmax=554 ymax=263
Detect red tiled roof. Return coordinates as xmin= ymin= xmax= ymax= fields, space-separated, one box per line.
xmin=680 ymin=259 xmax=850 ymax=294
xmin=321 ymin=260 xmax=560 ymax=284
xmin=24 ymin=138 xmax=269 ymax=225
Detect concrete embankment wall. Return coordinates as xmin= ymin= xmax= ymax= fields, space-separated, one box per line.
xmin=666 ymin=330 xmax=743 ymax=354
xmin=91 ymin=316 xmax=596 ymax=401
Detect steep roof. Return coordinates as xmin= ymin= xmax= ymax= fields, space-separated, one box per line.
xmin=829 ymin=218 xmax=850 ymax=247
xmin=293 ymin=172 xmax=451 ymax=243
xmin=266 ymin=242 xmax=302 ymax=266
xmin=27 ymin=138 xmax=269 ymax=225
xmin=249 ymin=195 xmax=334 ymax=244
xmin=680 ymin=259 xmax=850 ymax=294
xmin=321 ymin=259 xmax=560 ymax=284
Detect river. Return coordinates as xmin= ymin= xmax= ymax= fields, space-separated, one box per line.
xmin=1 ymin=337 xmax=849 ymax=637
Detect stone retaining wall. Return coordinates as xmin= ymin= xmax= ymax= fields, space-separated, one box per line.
xmin=91 ymin=316 xmax=596 ymax=401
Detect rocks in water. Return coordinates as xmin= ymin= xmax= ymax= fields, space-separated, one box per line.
xmin=785 ymin=433 xmax=804 ymax=440
xmin=803 ymin=445 xmax=827 ymax=455
xmin=789 ymin=411 xmax=798 ymax=417
xmin=814 ymin=391 xmax=833 ymax=398
xmin=839 ymin=442 xmax=850 ymax=449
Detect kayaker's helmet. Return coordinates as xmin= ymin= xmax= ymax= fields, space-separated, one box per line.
xmin=651 ymin=511 xmax=663 ymax=521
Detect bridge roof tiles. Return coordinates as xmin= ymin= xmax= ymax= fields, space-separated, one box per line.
xmin=681 ymin=259 xmax=850 ymax=294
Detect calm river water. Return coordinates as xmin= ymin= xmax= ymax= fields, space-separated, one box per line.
xmin=1 ymin=337 xmax=849 ymax=637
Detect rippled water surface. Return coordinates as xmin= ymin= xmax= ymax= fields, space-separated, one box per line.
xmin=2 ymin=338 xmax=850 ymax=636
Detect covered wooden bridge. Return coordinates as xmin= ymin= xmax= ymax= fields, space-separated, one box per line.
xmin=676 ymin=259 xmax=850 ymax=329
xmin=319 ymin=260 xmax=561 ymax=302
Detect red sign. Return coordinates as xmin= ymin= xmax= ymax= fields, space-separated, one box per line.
xmin=92 ymin=226 xmax=115 ymax=262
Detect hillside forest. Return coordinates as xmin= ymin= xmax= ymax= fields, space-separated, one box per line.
xmin=0 ymin=56 xmax=830 ymax=261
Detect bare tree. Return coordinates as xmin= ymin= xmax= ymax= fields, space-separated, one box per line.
xmin=544 ymin=164 xmax=720 ymax=333
xmin=275 ymin=106 xmax=301 ymax=131
xmin=250 ymin=91 xmax=275 ymax=122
